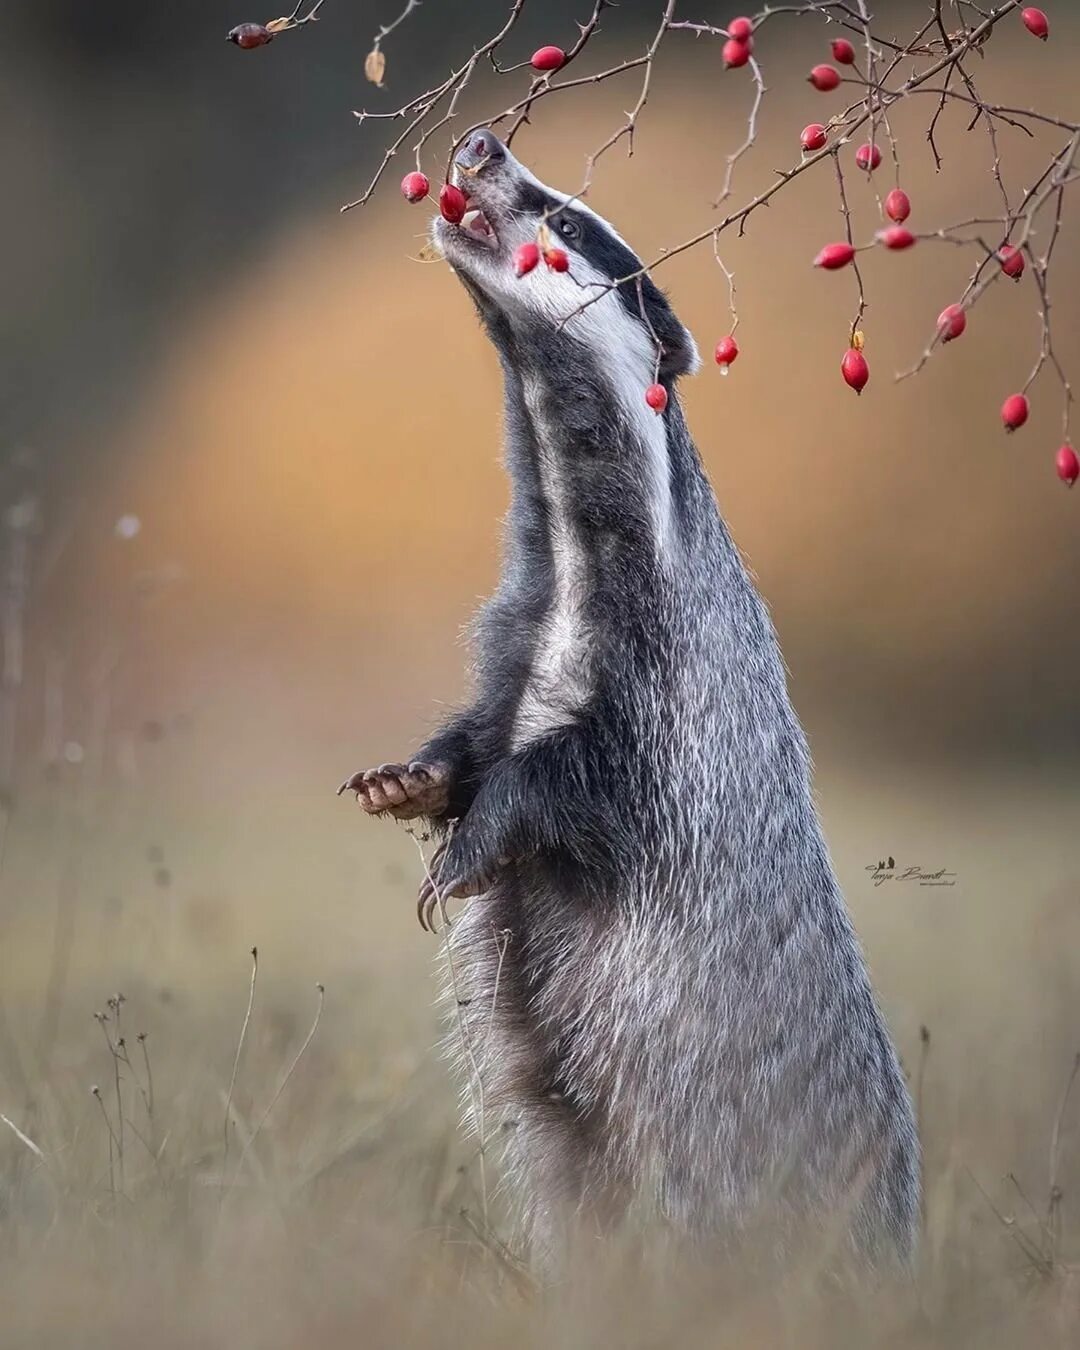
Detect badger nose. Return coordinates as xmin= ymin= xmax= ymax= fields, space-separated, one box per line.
xmin=455 ymin=129 xmax=507 ymax=173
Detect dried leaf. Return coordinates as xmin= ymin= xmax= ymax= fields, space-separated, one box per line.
xmin=851 ymin=329 xmax=865 ymax=352
xmin=365 ymin=48 xmax=387 ymax=87
xmin=265 ymin=17 xmax=293 ymax=35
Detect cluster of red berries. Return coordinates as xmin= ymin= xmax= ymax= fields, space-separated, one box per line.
xmin=811 ymin=175 xmax=1041 ymax=436
xmin=721 ymin=16 xmax=860 ymax=74
xmin=410 ymin=176 xmax=574 ymax=273
xmin=513 ymin=240 xmax=569 ymax=274
xmin=805 ymin=35 xmax=856 ymax=90
xmin=812 ymin=177 xmax=963 ymax=396
xmin=643 ymin=340 xmax=739 ymax=413
xmin=999 ymin=394 xmax=1078 ymax=487
xmin=396 ymin=39 xmax=569 ymax=215
xmin=721 ymin=16 xmax=754 ymax=69
xmin=386 ymin=16 xmax=1069 ymax=479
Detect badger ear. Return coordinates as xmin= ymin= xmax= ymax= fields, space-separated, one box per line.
xmin=660 ymin=323 xmax=700 ymax=378
xmin=640 ymin=279 xmax=699 ymax=378
xmin=655 ymin=317 xmax=700 ymax=379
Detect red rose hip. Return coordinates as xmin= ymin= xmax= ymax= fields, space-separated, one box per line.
xmin=1021 ymin=8 xmax=1049 ymax=40
xmin=727 ymin=16 xmax=753 ymax=41
xmin=855 ymin=142 xmax=882 ymax=171
xmin=841 ymin=348 xmax=869 ymax=394
xmin=400 ymin=171 xmax=430 ymax=203
xmin=714 ymin=336 xmax=739 ymax=370
xmin=831 ymin=38 xmax=856 ymax=64
xmin=513 ymin=241 xmax=541 ymax=277
xmin=884 ymin=188 xmax=911 ymax=223
xmin=998 ymin=244 xmax=1025 ymax=279
xmin=531 ymin=45 xmax=566 ymax=71
xmin=1056 ymin=444 xmax=1079 ymax=486
xmin=801 ymin=123 xmax=828 ymax=152
xmin=438 ymin=183 xmax=468 ymax=223
xmin=645 ymin=383 xmax=668 ymax=413
xmin=880 ymin=226 xmax=915 ymax=250
xmin=809 ymin=64 xmax=841 ymax=91
xmin=722 ymin=38 xmax=752 ymax=68
xmin=543 ymin=246 xmax=569 ymax=272
xmin=814 ymin=241 xmax=856 ymax=270
xmin=1001 ymin=394 xmax=1030 ymax=432
xmin=228 ymin=23 xmax=273 ymax=48
xmin=937 ymin=304 xmax=966 ymax=342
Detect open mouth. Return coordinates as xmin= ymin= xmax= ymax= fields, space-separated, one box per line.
xmin=458 ymin=205 xmax=499 ymax=249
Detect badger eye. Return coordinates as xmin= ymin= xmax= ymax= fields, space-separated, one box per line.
xmin=556 ymin=216 xmax=580 ymax=241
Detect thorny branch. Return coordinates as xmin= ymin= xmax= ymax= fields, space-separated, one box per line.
xmin=241 ymin=0 xmax=1078 ymax=477
xmin=369 ymin=0 xmax=422 ymax=53
xmin=277 ymin=1 xmax=328 ymax=35
xmin=832 ymin=151 xmax=865 ymax=342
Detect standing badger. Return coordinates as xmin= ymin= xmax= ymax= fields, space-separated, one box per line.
xmin=341 ymin=130 xmax=919 ymax=1267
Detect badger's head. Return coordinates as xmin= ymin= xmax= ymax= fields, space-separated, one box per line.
xmin=432 ymin=129 xmax=700 ymax=387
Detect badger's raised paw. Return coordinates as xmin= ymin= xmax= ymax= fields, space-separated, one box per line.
xmin=337 ymin=761 xmax=450 ymax=821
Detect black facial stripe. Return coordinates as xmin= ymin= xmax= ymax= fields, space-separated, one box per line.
xmin=511 ymin=178 xmax=691 ymax=373
xmin=514 ymin=181 xmax=643 ymax=277
xmin=514 ymin=181 xmax=561 ymax=219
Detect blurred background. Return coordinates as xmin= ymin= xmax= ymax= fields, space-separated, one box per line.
xmin=1 ymin=1 xmax=1079 ymax=1344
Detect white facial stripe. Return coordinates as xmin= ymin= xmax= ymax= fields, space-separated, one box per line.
xmin=508 ymin=246 xmax=674 ymax=554
xmin=434 ymin=152 xmax=681 ymax=550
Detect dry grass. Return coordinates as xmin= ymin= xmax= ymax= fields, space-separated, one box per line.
xmin=1 ymin=780 xmax=1078 ymax=1349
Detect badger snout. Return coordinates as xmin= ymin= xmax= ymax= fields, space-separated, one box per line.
xmin=442 ymin=129 xmax=520 ymax=253
xmin=454 ymin=129 xmax=508 ymax=177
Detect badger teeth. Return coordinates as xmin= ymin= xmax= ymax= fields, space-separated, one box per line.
xmin=460 ymin=208 xmax=498 ymax=247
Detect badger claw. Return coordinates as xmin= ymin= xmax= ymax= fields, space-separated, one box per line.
xmin=416 ymin=842 xmax=509 ymax=933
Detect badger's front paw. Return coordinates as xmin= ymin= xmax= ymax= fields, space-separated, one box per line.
xmin=416 ymin=829 xmax=510 ymax=932
xmin=337 ymin=761 xmax=450 ymax=821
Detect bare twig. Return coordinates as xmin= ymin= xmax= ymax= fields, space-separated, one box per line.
xmin=230 ymin=981 xmax=325 ymax=1187
xmin=1047 ymin=1051 xmax=1080 ymax=1259
xmin=832 ymin=151 xmax=866 ymax=341
xmin=223 ymin=946 xmax=259 ymax=1164
xmin=0 ymin=1112 xmax=45 ymax=1162
xmin=369 ymin=0 xmax=422 ymax=55
xmin=344 ymin=0 xmax=530 ymax=211
xmin=714 ymin=55 xmax=767 ymax=206
xmin=277 ymin=1 xmax=328 ymax=34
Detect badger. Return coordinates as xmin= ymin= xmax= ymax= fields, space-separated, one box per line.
xmin=340 ymin=129 xmax=920 ymax=1269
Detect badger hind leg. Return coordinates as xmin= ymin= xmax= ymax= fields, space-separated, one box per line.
xmin=441 ymin=891 xmax=630 ymax=1275
xmin=496 ymin=1082 xmax=634 ymax=1277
